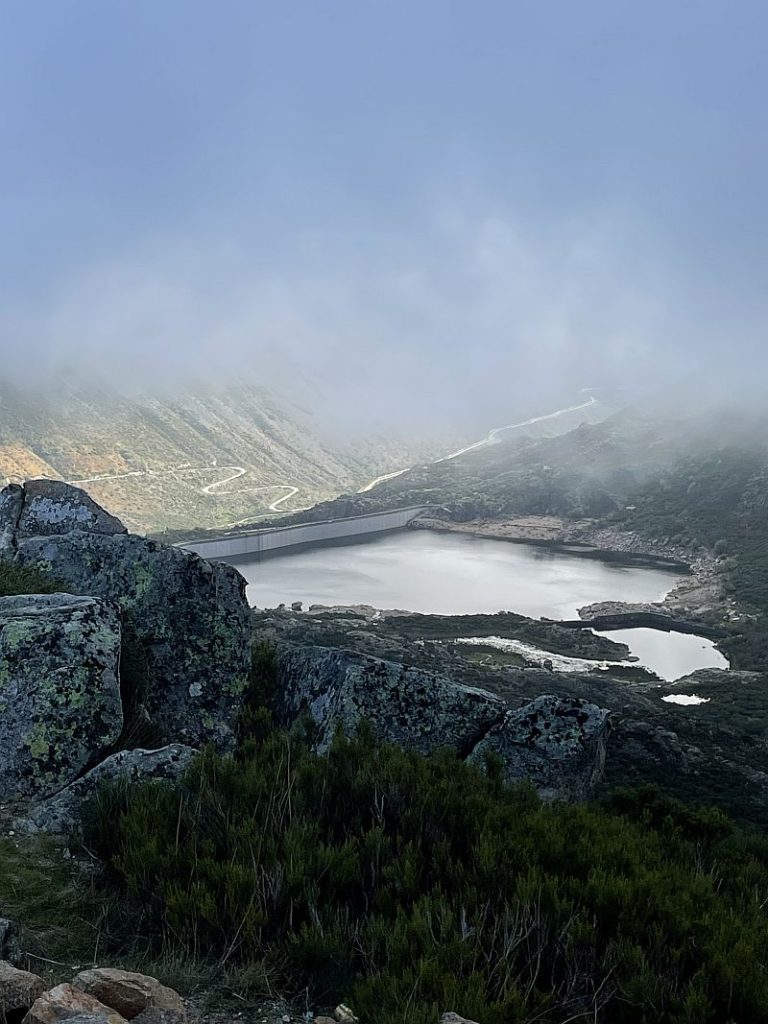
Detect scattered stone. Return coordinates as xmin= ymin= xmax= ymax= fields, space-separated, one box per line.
xmin=314 ymin=1018 xmax=335 ymax=1024
xmin=0 ymin=920 xmax=22 ymax=966
xmin=277 ymin=645 xmax=505 ymax=756
xmin=0 ymin=594 xmax=122 ymax=803
xmin=22 ymin=745 xmax=196 ymax=835
xmin=72 ymin=969 xmax=184 ymax=1021
xmin=23 ymin=984 xmax=127 ymax=1024
xmin=467 ymin=694 xmax=611 ymax=801
xmin=333 ymin=1008 xmax=358 ymax=1024
xmin=0 ymin=961 xmax=46 ymax=1017
xmin=290 ymin=601 xmax=303 ymax=612
xmin=440 ymin=1014 xmax=481 ymax=1024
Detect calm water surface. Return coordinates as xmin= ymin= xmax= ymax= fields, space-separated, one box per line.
xmin=231 ymin=530 xmax=727 ymax=680
xmin=235 ymin=530 xmax=679 ymax=617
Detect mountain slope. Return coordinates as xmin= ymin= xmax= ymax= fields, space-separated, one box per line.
xmin=0 ymin=379 xmax=461 ymax=533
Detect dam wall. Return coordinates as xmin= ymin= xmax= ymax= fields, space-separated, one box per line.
xmin=180 ymin=506 xmax=433 ymax=561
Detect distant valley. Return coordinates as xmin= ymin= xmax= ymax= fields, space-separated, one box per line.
xmin=0 ymin=379 xmax=463 ymax=534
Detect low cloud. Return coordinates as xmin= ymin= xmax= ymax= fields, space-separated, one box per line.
xmin=2 ymin=199 xmax=760 ymax=431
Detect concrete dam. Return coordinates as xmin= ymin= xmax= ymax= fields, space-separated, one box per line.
xmin=180 ymin=506 xmax=434 ymax=561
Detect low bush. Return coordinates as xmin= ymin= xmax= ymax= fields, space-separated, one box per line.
xmin=85 ymin=729 xmax=768 ymax=1024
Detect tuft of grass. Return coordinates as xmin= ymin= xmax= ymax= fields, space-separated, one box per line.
xmin=0 ymin=836 xmax=110 ymax=979
xmin=0 ymin=835 xmax=266 ymax=1002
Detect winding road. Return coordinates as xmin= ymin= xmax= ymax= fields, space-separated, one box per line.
xmin=69 ymin=465 xmax=308 ymax=517
xmin=357 ymin=392 xmax=603 ymax=493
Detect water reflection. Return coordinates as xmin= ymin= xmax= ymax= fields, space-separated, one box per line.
xmin=233 ymin=529 xmax=679 ymax=618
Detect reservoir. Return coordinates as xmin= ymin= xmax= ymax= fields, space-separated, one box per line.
xmin=231 ymin=529 xmax=727 ymax=680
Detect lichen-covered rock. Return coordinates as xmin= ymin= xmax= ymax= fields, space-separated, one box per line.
xmin=13 ymin=480 xmax=127 ymax=541
xmin=23 ymin=984 xmax=127 ymax=1024
xmin=15 ymin=532 xmax=250 ymax=748
xmin=23 ymin=745 xmax=196 ymax=835
xmin=0 ymin=594 xmax=122 ymax=803
xmin=0 ymin=961 xmax=46 ymax=1016
xmin=72 ymin=971 xmax=184 ymax=1022
xmin=467 ymin=694 xmax=611 ymax=801
xmin=0 ymin=485 xmax=24 ymax=554
xmin=277 ymin=645 xmax=505 ymax=755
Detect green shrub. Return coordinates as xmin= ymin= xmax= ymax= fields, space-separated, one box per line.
xmin=85 ymin=732 xmax=768 ymax=1023
xmin=236 ymin=640 xmax=279 ymax=743
xmin=0 ymin=559 xmax=63 ymax=596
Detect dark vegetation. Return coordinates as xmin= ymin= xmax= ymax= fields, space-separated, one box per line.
xmin=0 ymin=560 xmax=62 ymax=596
xmin=70 ymin=653 xmax=768 ymax=1024
xmin=84 ymin=732 xmax=768 ymax=1023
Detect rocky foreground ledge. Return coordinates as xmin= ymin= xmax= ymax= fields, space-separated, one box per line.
xmin=0 ymin=478 xmax=612 ymax=835
xmin=0 ymin=959 xmax=485 ymax=1024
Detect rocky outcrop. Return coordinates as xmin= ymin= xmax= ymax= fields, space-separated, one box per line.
xmin=277 ymin=646 xmax=506 ymax=756
xmin=15 ymin=532 xmax=249 ymax=747
xmin=468 ymin=694 xmax=611 ymax=800
xmin=5 ymin=968 xmax=185 ymax=1024
xmin=0 ymin=480 xmax=251 ymax=750
xmin=0 ymin=594 xmax=122 ymax=803
xmin=23 ymin=745 xmax=196 ymax=835
xmin=276 ymin=646 xmax=612 ymax=800
xmin=72 ymin=970 xmax=184 ymax=1021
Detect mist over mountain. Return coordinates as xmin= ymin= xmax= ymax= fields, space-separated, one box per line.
xmin=0 ymin=376 xmax=464 ymax=533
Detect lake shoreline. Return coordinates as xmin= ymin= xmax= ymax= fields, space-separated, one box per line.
xmin=411 ymin=515 xmax=725 ymax=624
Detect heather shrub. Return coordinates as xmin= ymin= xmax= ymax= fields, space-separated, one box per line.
xmin=85 ymin=728 xmax=768 ymax=1023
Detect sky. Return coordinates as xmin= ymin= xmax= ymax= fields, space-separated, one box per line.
xmin=0 ymin=1 xmax=766 ymax=428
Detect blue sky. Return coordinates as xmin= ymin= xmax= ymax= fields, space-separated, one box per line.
xmin=1 ymin=1 xmax=766 ymax=422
